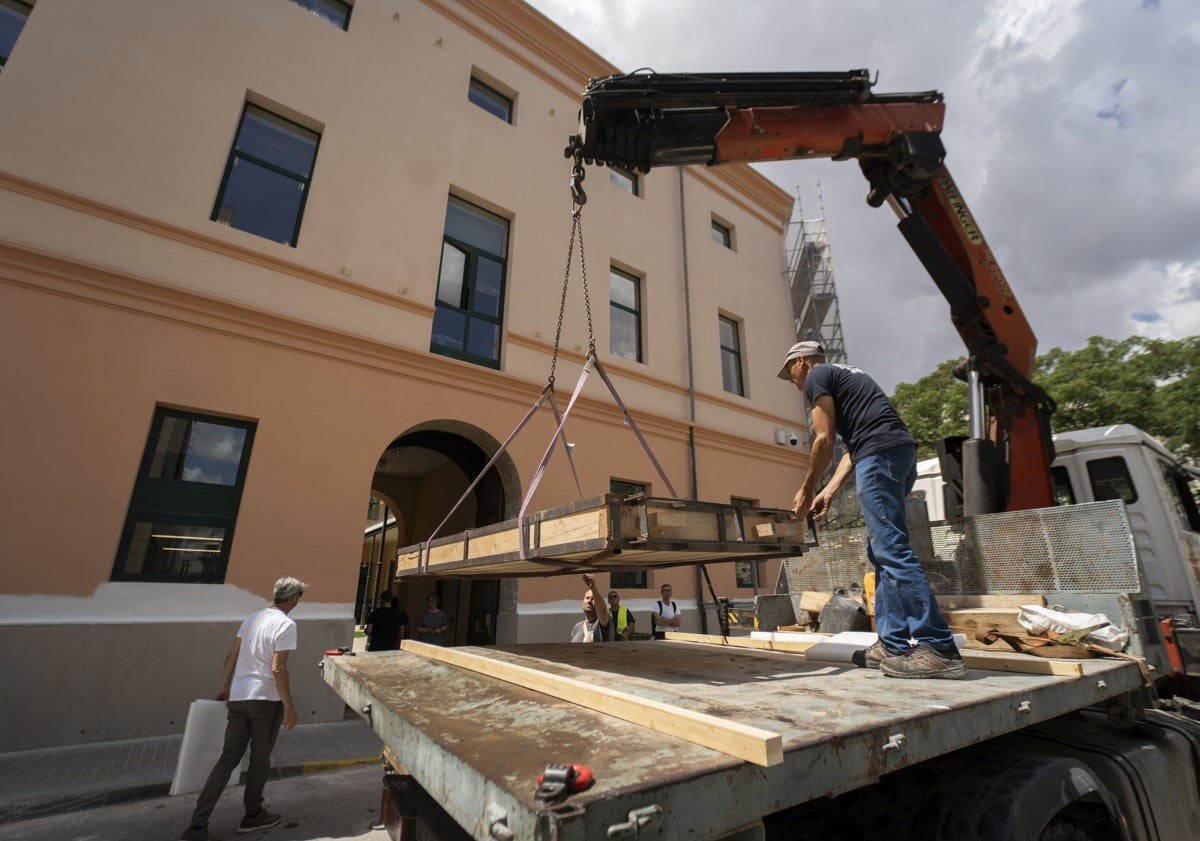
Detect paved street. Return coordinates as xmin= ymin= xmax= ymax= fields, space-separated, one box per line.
xmin=3 ymin=763 xmax=391 ymax=841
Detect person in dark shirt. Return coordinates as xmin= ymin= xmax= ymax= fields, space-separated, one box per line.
xmin=365 ymin=593 xmax=408 ymax=651
xmin=778 ymin=341 xmax=965 ymax=680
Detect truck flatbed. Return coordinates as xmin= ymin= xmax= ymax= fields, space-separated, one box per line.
xmin=321 ymin=640 xmax=1145 ymax=841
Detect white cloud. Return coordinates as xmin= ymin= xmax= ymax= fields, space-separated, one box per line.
xmin=529 ymin=0 xmax=1200 ymax=391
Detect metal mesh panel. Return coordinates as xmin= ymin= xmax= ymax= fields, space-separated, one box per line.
xmin=782 ymin=500 xmax=1141 ymax=596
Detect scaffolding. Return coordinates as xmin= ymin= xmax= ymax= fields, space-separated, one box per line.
xmin=782 ymin=185 xmax=862 ymax=530
xmin=783 ymin=185 xmax=847 ymax=364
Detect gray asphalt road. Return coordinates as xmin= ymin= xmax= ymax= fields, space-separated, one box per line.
xmin=3 ymin=764 xmax=392 ymax=841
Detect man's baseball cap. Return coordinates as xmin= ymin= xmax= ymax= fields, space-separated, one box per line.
xmin=776 ymin=341 xmax=824 ymax=379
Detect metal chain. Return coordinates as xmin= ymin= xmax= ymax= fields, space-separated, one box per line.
xmin=547 ymin=153 xmax=596 ymax=386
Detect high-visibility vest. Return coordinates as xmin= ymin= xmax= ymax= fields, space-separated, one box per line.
xmin=611 ymin=605 xmax=632 ymax=634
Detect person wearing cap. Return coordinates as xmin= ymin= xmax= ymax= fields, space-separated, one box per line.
xmin=180 ymin=576 xmax=307 ymax=841
xmin=778 ymin=341 xmax=965 ymax=680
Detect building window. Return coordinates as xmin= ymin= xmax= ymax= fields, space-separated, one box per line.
xmin=719 ymin=315 xmax=744 ymax=396
xmin=288 ymin=0 xmax=351 ymax=29
xmin=609 ymin=165 xmax=639 ymax=196
xmin=610 ymin=480 xmax=648 ymax=589
xmin=468 ymin=76 xmax=513 ymax=123
xmin=0 ymin=0 xmax=33 ymax=74
xmin=609 ymin=267 xmax=642 ymax=362
xmin=431 ymin=196 xmax=508 ymax=368
xmin=112 ymin=408 xmax=256 ymax=583
xmin=711 ymin=218 xmax=733 ymax=249
xmin=211 ymin=103 xmax=320 ymax=247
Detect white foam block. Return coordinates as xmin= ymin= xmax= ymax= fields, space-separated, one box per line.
xmin=803 ymin=631 xmax=880 ymax=663
xmin=170 ymin=699 xmax=228 ymax=796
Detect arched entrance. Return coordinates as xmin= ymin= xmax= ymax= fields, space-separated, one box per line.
xmin=360 ymin=421 xmax=521 ymax=646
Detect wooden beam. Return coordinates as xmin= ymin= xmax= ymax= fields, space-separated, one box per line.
xmin=666 ymin=633 xmax=1085 ymax=677
xmin=666 ymin=632 xmax=820 ymax=655
xmin=399 ymin=640 xmax=784 ymax=767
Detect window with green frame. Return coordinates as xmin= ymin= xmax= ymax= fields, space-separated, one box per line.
xmin=609 ymin=266 xmax=642 ymax=362
xmin=610 ymin=480 xmax=647 ymax=589
xmin=431 ymin=196 xmax=509 ymax=368
xmin=211 ymin=103 xmax=320 ymax=247
xmin=0 ymin=0 xmax=33 ymax=75
xmin=719 ymin=315 xmax=745 ymax=396
xmin=112 ymin=408 xmax=256 ymax=583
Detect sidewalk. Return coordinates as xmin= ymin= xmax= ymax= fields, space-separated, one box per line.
xmin=0 ymin=715 xmax=383 ymax=824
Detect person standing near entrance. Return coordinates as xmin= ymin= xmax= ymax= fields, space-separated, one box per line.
xmin=365 ymin=593 xmax=407 ymax=651
xmin=778 ymin=340 xmax=965 ymax=679
xmin=179 ymin=576 xmax=306 ymax=841
xmin=415 ymin=594 xmax=450 ymax=646
xmin=607 ymin=590 xmax=636 ymax=640
xmin=650 ymin=583 xmax=681 ymax=640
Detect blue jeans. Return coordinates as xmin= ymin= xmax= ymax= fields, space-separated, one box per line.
xmin=856 ymin=445 xmax=956 ymax=653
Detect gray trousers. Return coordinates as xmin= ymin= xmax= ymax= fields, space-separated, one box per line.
xmin=189 ymin=699 xmax=284 ymax=827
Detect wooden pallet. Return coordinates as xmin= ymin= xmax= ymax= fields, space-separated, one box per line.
xmin=396 ymin=494 xmax=813 ymax=578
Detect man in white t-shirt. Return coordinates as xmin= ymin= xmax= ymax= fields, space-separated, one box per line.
xmin=180 ymin=577 xmax=306 ymax=841
xmin=650 ymin=583 xmax=681 ymax=640
xmin=569 ymin=573 xmax=611 ymax=642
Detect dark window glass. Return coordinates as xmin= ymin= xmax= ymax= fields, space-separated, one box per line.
xmin=1162 ymin=463 xmax=1200 ymax=532
xmin=113 ymin=408 xmax=256 ymax=583
xmin=719 ymin=315 xmax=744 ymax=396
xmin=212 ymin=104 xmax=320 ymax=247
xmin=468 ymin=77 xmax=513 ymax=123
xmin=610 ymin=268 xmax=642 ymax=362
xmin=609 ymin=166 xmax=639 ymax=196
xmin=0 ymin=0 xmax=32 ymax=73
xmin=712 ymin=219 xmax=732 ymax=248
xmin=1051 ymin=465 xmax=1076 ymax=506
xmin=431 ymin=197 xmax=508 ymax=368
xmin=610 ymin=481 xmax=648 ymax=589
xmin=1086 ymin=457 xmax=1138 ymax=504
xmin=289 ymin=0 xmax=351 ymax=30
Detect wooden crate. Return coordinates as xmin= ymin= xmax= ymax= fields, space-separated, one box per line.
xmin=396 ymin=494 xmax=813 ymax=578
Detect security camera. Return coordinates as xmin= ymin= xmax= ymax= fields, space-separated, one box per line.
xmin=787 ymin=433 xmax=800 ymax=447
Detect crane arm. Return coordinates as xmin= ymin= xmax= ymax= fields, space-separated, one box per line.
xmin=566 ymin=70 xmax=1055 ymax=513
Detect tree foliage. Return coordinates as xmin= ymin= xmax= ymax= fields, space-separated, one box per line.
xmin=891 ymin=335 xmax=1199 ymax=462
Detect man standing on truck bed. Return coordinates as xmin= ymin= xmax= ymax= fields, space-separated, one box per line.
xmin=179 ymin=576 xmax=306 ymax=840
xmin=779 ymin=341 xmax=965 ymax=679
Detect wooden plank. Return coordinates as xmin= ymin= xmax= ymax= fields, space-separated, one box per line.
xmin=938 ymin=594 xmax=1045 ymax=610
xmin=399 ymin=640 xmax=783 ymax=767
xmin=754 ymin=521 xmax=807 ymax=540
xmin=944 ymin=607 xmax=1030 ymax=650
xmin=798 ymin=591 xmax=833 ymax=614
xmin=962 ymin=649 xmax=1084 ymax=677
xmin=647 ymin=510 xmax=719 ymax=540
xmin=665 ymin=633 xmax=1085 ymax=677
xmin=666 ymin=631 xmax=820 ymax=654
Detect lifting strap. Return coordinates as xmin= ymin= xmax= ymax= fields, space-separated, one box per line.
xmin=419 ymin=155 xmax=680 ymax=568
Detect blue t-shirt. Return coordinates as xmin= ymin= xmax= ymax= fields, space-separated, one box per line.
xmin=804 ymin=363 xmax=915 ymax=461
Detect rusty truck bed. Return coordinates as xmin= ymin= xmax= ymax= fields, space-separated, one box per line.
xmin=321 ymin=640 xmax=1145 ymax=841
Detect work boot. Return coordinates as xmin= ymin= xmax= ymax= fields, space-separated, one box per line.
xmin=880 ymin=643 xmax=968 ymax=679
xmin=180 ymin=827 xmax=221 ymax=841
xmin=237 ymin=810 xmax=281 ymax=834
xmin=850 ymin=640 xmax=890 ymax=670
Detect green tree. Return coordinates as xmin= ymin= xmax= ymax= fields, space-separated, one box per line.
xmin=890 ymin=358 xmax=968 ymax=459
xmin=890 ymin=335 xmax=1199 ymax=461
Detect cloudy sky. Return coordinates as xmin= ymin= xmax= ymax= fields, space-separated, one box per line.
xmin=526 ymin=0 xmax=1199 ymax=392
